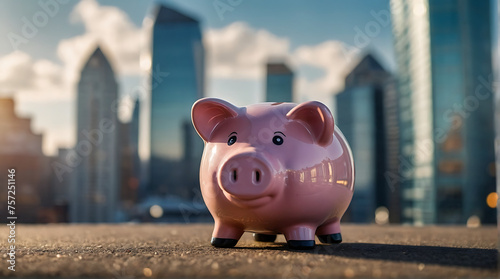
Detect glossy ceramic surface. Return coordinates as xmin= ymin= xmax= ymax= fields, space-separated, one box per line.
xmin=191 ymin=98 xmax=354 ymax=247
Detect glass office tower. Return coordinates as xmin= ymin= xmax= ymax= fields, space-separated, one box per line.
xmin=265 ymin=62 xmax=294 ymax=102
xmin=391 ymin=0 xmax=496 ymax=224
xmin=149 ymin=5 xmax=204 ymax=199
xmin=336 ymin=54 xmax=393 ymax=223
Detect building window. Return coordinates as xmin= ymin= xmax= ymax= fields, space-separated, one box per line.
xmin=488 ymin=162 xmax=496 ymax=177
xmin=438 ymin=160 xmax=463 ymax=174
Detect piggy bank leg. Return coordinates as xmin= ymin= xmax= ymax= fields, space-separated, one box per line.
xmin=253 ymin=233 xmax=277 ymax=242
xmin=211 ymin=221 xmax=244 ymax=248
xmin=316 ymin=220 xmax=342 ymax=244
xmin=283 ymin=226 xmax=315 ymax=250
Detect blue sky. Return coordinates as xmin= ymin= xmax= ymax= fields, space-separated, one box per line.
xmin=0 ymin=0 xmax=395 ymax=156
xmin=0 ymin=0 xmax=394 ymax=62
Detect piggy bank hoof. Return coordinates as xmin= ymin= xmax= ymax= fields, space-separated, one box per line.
xmin=253 ymin=233 xmax=277 ymax=242
xmin=317 ymin=233 xmax=342 ymax=244
xmin=287 ymin=240 xmax=315 ymax=250
xmin=211 ymin=237 xmax=238 ymax=248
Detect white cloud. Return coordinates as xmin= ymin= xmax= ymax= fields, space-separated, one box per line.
xmin=58 ymin=0 xmax=144 ymax=80
xmin=0 ymin=51 xmax=71 ymax=156
xmin=1 ymin=0 xmax=144 ymax=98
xmin=0 ymin=51 xmax=65 ymax=98
xmin=33 ymin=59 xmax=64 ymax=90
xmin=0 ymin=51 xmax=36 ymax=91
xmin=205 ymin=22 xmax=290 ymax=79
xmin=206 ymin=22 xmax=359 ymax=108
xmin=293 ymin=41 xmax=359 ymax=104
xmin=0 ymin=0 xmax=145 ymax=156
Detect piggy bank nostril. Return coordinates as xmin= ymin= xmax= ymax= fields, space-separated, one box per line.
xmin=231 ymin=169 xmax=238 ymax=182
xmin=253 ymin=169 xmax=261 ymax=184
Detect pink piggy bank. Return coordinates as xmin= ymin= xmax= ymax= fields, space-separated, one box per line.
xmin=191 ymin=98 xmax=354 ymax=249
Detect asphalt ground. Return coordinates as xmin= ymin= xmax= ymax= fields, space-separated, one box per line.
xmin=0 ymin=223 xmax=497 ymax=278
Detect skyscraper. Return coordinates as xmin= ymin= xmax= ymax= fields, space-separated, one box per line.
xmin=130 ymin=98 xmax=141 ymax=186
xmin=265 ymin=62 xmax=294 ymax=102
xmin=71 ymin=46 xmax=119 ymax=223
xmin=382 ymin=76 xmax=401 ymax=223
xmin=391 ymin=0 xmax=496 ymax=224
xmin=336 ymin=54 xmax=393 ymax=223
xmin=149 ymin=5 xmax=205 ymax=199
xmin=119 ymin=98 xmax=141 ymax=212
xmin=48 ymin=147 xmax=72 ymax=222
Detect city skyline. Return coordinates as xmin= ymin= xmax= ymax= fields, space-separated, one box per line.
xmin=0 ymin=0 xmax=496 ymax=226
xmin=0 ymin=0 xmax=395 ymax=157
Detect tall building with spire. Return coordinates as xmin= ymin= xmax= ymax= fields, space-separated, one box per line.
xmin=71 ymin=46 xmax=119 ymax=222
xmin=391 ymin=0 xmax=496 ymax=224
xmin=265 ymin=62 xmax=294 ymax=102
xmin=148 ymin=5 xmax=205 ymax=199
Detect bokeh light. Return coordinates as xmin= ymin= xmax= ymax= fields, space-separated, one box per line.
xmin=375 ymin=206 xmax=389 ymax=225
xmin=149 ymin=205 xmax=163 ymax=218
xmin=466 ymin=215 xmax=481 ymax=228
xmin=486 ymin=192 xmax=498 ymax=208
xmin=143 ymin=267 xmax=152 ymax=277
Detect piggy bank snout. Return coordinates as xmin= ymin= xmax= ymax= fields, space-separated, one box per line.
xmin=217 ymin=153 xmax=274 ymax=199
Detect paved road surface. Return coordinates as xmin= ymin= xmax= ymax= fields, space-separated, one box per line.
xmin=0 ymin=224 xmax=497 ymax=278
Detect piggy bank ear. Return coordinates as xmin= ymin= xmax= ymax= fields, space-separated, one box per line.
xmin=191 ymin=98 xmax=239 ymax=142
xmin=286 ymin=101 xmax=334 ymax=146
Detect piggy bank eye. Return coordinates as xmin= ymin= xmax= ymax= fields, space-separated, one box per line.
xmin=228 ymin=135 xmax=237 ymax=146
xmin=272 ymin=135 xmax=283 ymax=145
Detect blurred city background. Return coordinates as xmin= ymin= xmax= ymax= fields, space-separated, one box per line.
xmin=0 ymin=0 xmax=497 ymax=226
